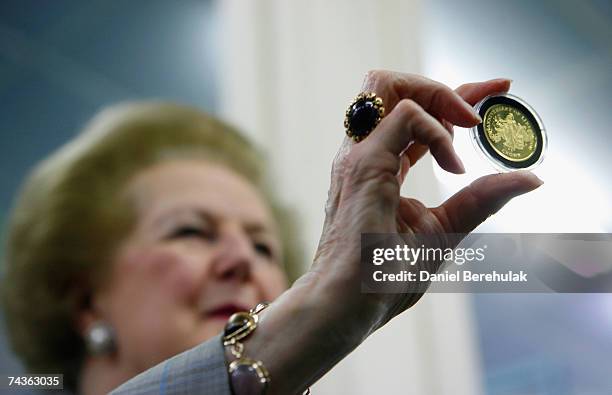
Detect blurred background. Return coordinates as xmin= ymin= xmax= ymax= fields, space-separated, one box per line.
xmin=0 ymin=0 xmax=611 ymax=394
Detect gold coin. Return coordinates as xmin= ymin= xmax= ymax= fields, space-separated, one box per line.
xmin=483 ymin=104 xmax=538 ymax=162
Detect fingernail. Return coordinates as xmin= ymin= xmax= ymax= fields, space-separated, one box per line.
xmin=458 ymin=162 xmax=466 ymax=174
xmin=521 ymin=171 xmax=544 ymax=188
xmin=469 ymin=107 xmax=482 ymax=124
xmin=456 ymin=156 xmax=466 ymax=174
xmin=463 ymin=100 xmax=482 ymax=123
xmin=492 ymin=77 xmax=512 ymax=84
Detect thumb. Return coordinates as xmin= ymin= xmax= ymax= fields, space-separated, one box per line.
xmin=434 ymin=171 xmax=544 ymax=233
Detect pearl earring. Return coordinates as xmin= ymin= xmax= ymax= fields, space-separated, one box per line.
xmin=85 ymin=321 xmax=116 ymax=356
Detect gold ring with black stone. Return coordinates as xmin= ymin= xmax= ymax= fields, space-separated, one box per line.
xmin=344 ymin=92 xmax=385 ymax=142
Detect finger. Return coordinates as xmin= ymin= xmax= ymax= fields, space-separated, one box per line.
xmin=369 ymin=99 xmax=465 ymax=174
xmin=404 ymin=78 xmax=512 ymax=171
xmin=405 ymin=118 xmax=451 ymax=166
xmin=396 ymin=152 xmax=412 ymax=185
xmin=404 ymin=144 xmax=428 ymax=171
xmin=364 ymin=71 xmax=481 ymax=128
xmin=455 ymin=78 xmax=512 ymax=105
xmin=325 ymin=136 xmax=355 ymax=221
xmin=442 ymin=118 xmax=455 ymax=137
xmin=433 ymin=171 xmax=544 ymax=233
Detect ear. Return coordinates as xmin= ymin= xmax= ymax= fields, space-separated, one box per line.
xmin=74 ymin=288 xmax=109 ymax=336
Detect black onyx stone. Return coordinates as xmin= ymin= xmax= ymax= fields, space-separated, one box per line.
xmin=348 ymin=100 xmax=379 ymax=137
xmin=230 ymin=363 xmax=266 ymax=395
xmin=224 ymin=312 xmax=251 ymax=338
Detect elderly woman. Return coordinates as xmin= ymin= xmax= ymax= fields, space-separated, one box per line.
xmin=1 ymin=71 xmax=542 ymax=394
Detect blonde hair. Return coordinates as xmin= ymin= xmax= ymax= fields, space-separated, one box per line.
xmin=1 ymin=102 xmax=303 ymax=391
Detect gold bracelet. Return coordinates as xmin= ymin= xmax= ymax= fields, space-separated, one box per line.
xmin=223 ymin=303 xmax=311 ymax=395
xmin=223 ymin=302 xmax=271 ymax=394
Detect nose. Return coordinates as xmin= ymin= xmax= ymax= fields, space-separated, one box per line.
xmin=211 ymin=227 xmax=255 ymax=282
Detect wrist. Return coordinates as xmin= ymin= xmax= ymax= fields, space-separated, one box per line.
xmin=307 ymin=253 xmax=391 ymax=342
xmin=238 ymin=271 xmax=359 ymax=395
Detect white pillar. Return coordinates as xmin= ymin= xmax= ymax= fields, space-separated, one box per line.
xmin=215 ymin=1 xmax=484 ymax=393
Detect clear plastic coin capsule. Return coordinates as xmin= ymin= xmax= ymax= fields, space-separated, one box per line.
xmin=470 ymin=93 xmax=547 ymax=172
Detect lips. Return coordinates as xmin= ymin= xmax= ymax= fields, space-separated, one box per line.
xmin=205 ymin=304 xmax=249 ymax=320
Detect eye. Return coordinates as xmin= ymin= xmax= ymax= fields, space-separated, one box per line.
xmin=169 ymin=225 xmax=216 ymax=241
xmin=253 ymin=241 xmax=274 ymax=258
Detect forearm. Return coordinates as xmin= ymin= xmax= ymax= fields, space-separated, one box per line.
xmin=234 ymin=271 xmax=367 ymax=395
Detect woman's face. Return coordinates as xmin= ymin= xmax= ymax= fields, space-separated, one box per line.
xmin=87 ymin=159 xmax=288 ymax=372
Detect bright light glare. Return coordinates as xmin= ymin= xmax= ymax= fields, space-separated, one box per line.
xmin=434 ymin=133 xmax=610 ymax=233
